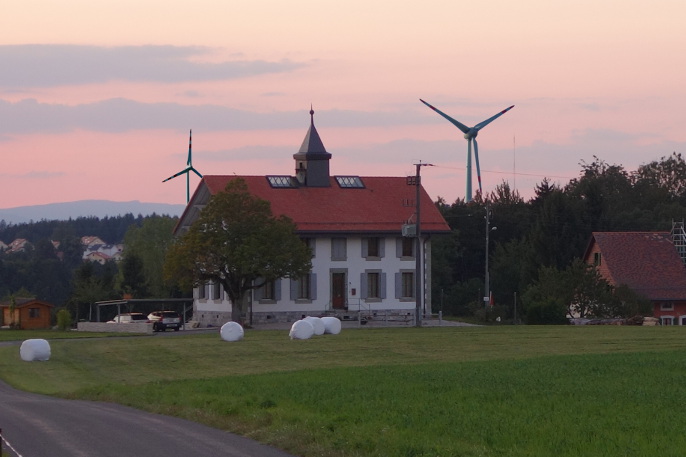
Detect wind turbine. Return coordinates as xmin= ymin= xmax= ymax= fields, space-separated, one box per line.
xmin=420 ymin=99 xmax=514 ymax=202
xmin=163 ymin=129 xmax=203 ymax=203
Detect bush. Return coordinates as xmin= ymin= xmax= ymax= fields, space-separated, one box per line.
xmin=56 ymin=309 xmax=72 ymax=331
xmin=524 ymin=298 xmax=568 ymax=325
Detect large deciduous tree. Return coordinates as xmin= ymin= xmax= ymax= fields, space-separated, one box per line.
xmin=164 ymin=178 xmax=312 ymax=323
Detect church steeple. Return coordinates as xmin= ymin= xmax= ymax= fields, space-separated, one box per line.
xmin=293 ymin=106 xmax=332 ymax=186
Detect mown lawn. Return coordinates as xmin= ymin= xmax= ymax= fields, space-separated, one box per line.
xmin=1 ymin=325 xmax=685 ymax=456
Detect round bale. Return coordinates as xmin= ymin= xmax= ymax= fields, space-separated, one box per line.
xmin=20 ymin=339 xmax=51 ymax=362
xmin=304 ymin=316 xmax=325 ymax=335
xmin=321 ymin=316 xmax=342 ymax=335
xmin=220 ymin=321 xmax=244 ymax=342
xmin=289 ymin=319 xmax=314 ymax=340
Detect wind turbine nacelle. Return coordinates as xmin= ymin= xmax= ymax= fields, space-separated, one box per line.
xmin=464 ymin=129 xmax=478 ymax=140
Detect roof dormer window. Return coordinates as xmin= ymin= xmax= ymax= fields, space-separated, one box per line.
xmin=335 ymin=176 xmax=364 ymax=188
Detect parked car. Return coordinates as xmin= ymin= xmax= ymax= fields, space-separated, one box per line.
xmin=107 ymin=313 xmax=150 ymax=324
xmin=147 ymin=311 xmax=182 ymax=332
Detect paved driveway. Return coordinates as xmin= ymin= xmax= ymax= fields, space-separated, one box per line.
xmin=0 ymin=381 xmax=296 ymax=457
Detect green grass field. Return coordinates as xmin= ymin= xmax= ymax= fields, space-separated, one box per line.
xmin=1 ymin=325 xmax=685 ymax=456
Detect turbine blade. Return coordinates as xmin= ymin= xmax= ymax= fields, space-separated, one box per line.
xmin=187 ymin=129 xmax=192 ymax=165
xmin=419 ymin=99 xmax=470 ymax=134
xmin=473 ymin=138 xmax=482 ymax=195
xmin=162 ymin=167 xmax=191 ymax=182
xmin=474 ymin=105 xmax=515 ymax=132
xmin=190 ymin=167 xmax=203 ymax=178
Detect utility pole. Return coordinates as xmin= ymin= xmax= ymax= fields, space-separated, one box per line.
xmin=484 ymin=204 xmax=495 ymax=308
xmin=412 ymin=162 xmax=433 ymax=327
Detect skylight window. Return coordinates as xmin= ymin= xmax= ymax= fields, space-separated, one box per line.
xmin=267 ymin=176 xmax=297 ymax=188
xmin=335 ymin=176 xmax=365 ymax=188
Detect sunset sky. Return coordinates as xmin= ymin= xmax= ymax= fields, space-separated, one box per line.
xmin=2 ymin=0 xmax=685 ymax=209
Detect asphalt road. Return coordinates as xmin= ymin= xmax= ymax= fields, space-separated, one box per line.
xmin=0 ymin=380 xmax=296 ymax=457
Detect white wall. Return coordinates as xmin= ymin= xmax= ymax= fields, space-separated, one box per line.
xmin=194 ymin=235 xmax=433 ymax=320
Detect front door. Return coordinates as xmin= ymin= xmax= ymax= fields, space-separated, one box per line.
xmin=332 ymin=272 xmax=346 ymax=309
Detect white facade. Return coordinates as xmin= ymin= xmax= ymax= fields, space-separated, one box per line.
xmin=193 ymin=235 xmax=433 ymax=326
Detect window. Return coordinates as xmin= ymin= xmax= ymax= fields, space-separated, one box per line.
xmin=397 ymin=237 xmax=415 ymax=258
xmin=662 ymin=316 xmax=674 ymax=325
xmin=263 ymin=280 xmax=275 ymax=300
xmin=28 ymin=307 xmax=40 ymax=318
xmin=368 ymin=272 xmax=380 ymax=298
xmin=298 ymin=275 xmax=311 ymax=299
xmin=302 ymin=237 xmax=316 ymax=257
xmin=267 ymin=176 xmax=298 ymax=188
xmin=255 ymin=279 xmax=281 ymax=302
xmin=363 ymin=237 xmax=384 ymax=259
xmin=198 ymin=282 xmax=206 ymax=299
xmin=661 ymin=302 xmax=674 ymax=311
xmin=395 ymin=271 xmax=415 ymax=299
xmin=368 ymin=238 xmax=379 ymax=257
xmin=331 ymin=238 xmax=347 ymax=260
xmin=291 ymin=274 xmax=317 ymax=301
xmin=335 ymin=176 xmax=365 ymax=188
xmin=594 ymin=252 xmax=602 ymax=266
xmin=212 ymin=282 xmax=222 ymax=300
xmin=361 ymin=271 xmax=386 ymax=300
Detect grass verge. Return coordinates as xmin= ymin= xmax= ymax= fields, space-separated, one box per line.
xmin=1 ymin=325 xmax=685 ymax=456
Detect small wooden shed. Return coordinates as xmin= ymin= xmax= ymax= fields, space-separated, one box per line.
xmin=0 ymin=298 xmax=55 ymax=330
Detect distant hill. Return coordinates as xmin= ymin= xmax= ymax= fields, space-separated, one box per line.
xmin=0 ymin=200 xmax=186 ymax=225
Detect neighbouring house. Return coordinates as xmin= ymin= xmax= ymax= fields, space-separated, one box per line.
xmin=81 ymin=236 xmax=106 ymax=248
xmin=583 ymin=228 xmax=686 ymax=325
xmin=81 ymin=237 xmax=123 ymax=262
xmin=174 ymin=109 xmax=451 ymax=327
xmin=0 ymin=298 xmax=55 ymax=329
xmin=0 ymin=240 xmax=8 ymax=251
xmin=6 ymin=238 xmax=30 ymax=253
xmin=84 ymin=251 xmax=111 ymax=265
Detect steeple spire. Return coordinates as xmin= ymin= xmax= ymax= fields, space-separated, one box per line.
xmin=294 ymin=105 xmax=332 ymax=186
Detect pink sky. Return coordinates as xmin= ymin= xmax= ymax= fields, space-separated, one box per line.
xmin=2 ymin=0 xmax=685 ymax=209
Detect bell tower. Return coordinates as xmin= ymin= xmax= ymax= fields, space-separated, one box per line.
xmin=293 ymin=107 xmax=331 ymax=187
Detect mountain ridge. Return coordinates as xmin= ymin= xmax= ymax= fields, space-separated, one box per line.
xmin=0 ymin=200 xmax=186 ymax=225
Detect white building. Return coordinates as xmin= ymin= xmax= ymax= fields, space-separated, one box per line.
xmin=174 ymin=109 xmax=450 ymax=326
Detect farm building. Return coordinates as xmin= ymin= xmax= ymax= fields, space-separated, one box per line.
xmin=174 ymin=109 xmax=451 ymax=327
xmin=583 ymin=225 xmax=686 ymax=325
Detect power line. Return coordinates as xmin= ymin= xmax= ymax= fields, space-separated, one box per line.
xmin=431 ymin=163 xmax=576 ymax=180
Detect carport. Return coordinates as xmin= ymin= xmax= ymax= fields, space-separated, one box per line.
xmin=93 ymin=298 xmax=194 ymax=327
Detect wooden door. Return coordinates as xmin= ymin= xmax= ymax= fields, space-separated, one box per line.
xmin=332 ymin=272 xmax=346 ymax=309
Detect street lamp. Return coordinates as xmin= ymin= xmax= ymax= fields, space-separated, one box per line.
xmin=484 ymin=205 xmax=496 ymax=307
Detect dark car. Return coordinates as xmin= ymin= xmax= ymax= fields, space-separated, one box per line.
xmin=148 ymin=311 xmax=182 ymax=332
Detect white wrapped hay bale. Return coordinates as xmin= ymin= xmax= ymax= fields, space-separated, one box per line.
xmin=304 ymin=316 xmax=325 ymax=335
xmin=20 ymin=339 xmax=51 ymax=362
xmin=321 ymin=316 xmax=342 ymax=335
xmin=220 ymin=321 xmax=244 ymax=342
xmin=289 ymin=319 xmax=314 ymax=340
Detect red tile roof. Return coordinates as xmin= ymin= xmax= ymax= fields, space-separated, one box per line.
xmin=587 ymin=232 xmax=686 ymax=300
xmin=184 ymin=175 xmax=450 ymax=234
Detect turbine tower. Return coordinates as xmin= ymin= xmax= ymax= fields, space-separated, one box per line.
xmin=420 ymin=99 xmax=514 ymax=202
xmin=163 ymin=129 xmax=203 ymax=203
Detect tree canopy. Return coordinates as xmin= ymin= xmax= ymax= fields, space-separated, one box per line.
xmin=164 ymin=178 xmax=313 ymax=323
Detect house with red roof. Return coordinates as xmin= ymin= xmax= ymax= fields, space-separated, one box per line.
xmin=583 ymin=231 xmax=686 ymax=325
xmin=174 ymin=109 xmax=451 ymax=326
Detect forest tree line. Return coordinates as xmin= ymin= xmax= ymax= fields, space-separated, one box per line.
xmin=433 ymin=153 xmax=686 ymax=322
xmin=1 ymin=153 xmax=686 ymax=324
